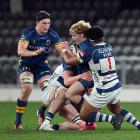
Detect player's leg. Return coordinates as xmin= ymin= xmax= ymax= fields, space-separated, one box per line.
xmin=65 ymin=79 xmax=93 ymax=106
xmin=14 ymin=71 xmax=33 ymax=129
xmin=65 ymin=81 xmax=86 ymax=105
xmin=80 ymin=91 xmax=122 ymax=130
xmin=39 ymin=87 xmax=66 ymax=130
xmin=108 ymin=102 xmax=140 ymax=130
xmin=57 ymin=102 xmax=86 ymax=130
xmin=80 ymin=100 xmax=120 ymax=130
xmin=107 ymin=101 xmax=122 ymax=115
xmin=52 ymin=103 xmax=83 ymax=130
xmin=36 ymin=76 xmax=51 ymax=125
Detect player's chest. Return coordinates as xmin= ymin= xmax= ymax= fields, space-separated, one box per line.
xmin=30 ymin=35 xmax=52 ymax=47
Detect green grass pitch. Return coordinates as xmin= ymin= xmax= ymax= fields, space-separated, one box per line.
xmin=0 ymin=102 xmax=140 ymax=140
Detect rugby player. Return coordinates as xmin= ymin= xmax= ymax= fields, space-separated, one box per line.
xmin=62 ymin=23 xmax=140 ymax=130
xmin=14 ymin=11 xmax=63 ymax=129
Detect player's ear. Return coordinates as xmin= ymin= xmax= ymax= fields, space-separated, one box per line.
xmin=36 ymin=21 xmax=39 ymax=25
xmin=80 ymin=33 xmax=85 ymax=38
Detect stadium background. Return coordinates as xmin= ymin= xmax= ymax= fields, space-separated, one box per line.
xmin=0 ymin=0 xmax=140 ymax=101
xmin=0 ymin=1 xmax=140 ymax=140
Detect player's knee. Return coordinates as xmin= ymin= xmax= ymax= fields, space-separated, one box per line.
xmin=65 ymin=90 xmax=73 ymax=100
xmin=57 ymin=91 xmax=65 ymax=101
xmin=21 ymin=83 xmax=33 ymax=94
xmin=56 ymin=87 xmax=66 ymax=99
xmin=20 ymin=75 xmax=33 ymax=84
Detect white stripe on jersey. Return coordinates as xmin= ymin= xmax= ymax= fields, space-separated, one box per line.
xmin=88 ymin=42 xmax=120 ymax=91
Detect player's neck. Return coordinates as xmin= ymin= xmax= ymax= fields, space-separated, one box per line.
xmin=91 ymin=39 xmax=104 ymax=45
xmin=79 ymin=37 xmax=86 ymax=44
xmin=35 ymin=26 xmax=46 ymax=36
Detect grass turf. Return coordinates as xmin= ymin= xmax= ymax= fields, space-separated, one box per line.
xmin=0 ymin=102 xmax=140 ymax=140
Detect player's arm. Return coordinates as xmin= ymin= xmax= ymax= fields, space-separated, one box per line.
xmin=62 ymin=50 xmax=81 ymax=65
xmin=63 ymin=71 xmax=81 ymax=87
xmin=60 ymin=41 xmax=82 ymax=65
xmin=54 ymin=42 xmax=64 ymax=58
xmin=18 ymin=40 xmax=45 ymax=57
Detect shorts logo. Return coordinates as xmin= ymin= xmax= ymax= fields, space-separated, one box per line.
xmin=46 ymin=40 xmax=50 ymax=46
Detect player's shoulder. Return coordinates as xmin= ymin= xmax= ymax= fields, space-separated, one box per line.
xmin=80 ymin=39 xmax=92 ymax=49
xmin=95 ymin=43 xmax=113 ymax=51
xmin=22 ymin=26 xmax=35 ymax=36
xmin=48 ymin=28 xmax=60 ymax=38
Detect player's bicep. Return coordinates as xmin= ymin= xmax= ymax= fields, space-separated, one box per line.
xmin=53 ymin=43 xmax=63 ymax=56
xmin=18 ymin=40 xmax=29 ymax=49
xmin=18 ymin=40 xmax=29 ymax=55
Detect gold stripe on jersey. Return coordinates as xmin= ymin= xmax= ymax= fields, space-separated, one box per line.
xmin=19 ymin=39 xmax=29 ymax=44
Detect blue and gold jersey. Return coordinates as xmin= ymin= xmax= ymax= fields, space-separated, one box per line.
xmin=19 ymin=27 xmax=61 ymax=65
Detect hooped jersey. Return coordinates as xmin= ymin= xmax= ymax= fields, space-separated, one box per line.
xmin=78 ymin=40 xmax=121 ymax=92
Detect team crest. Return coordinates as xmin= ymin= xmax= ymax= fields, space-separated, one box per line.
xmin=46 ymin=40 xmax=50 ymax=46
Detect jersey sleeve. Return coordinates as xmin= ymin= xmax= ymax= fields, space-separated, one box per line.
xmin=78 ymin=43 xmax=92 ymax=62
xmin=19 ymin=29 xmax=31 ymax=43
xmin=63 ymin=61 xmax=73 ymax=71
xmin=51 ymin=31 xmax=61 ymax=48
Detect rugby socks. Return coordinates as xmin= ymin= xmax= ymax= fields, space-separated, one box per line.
xmin=71 ymin=115 xmax=82 ymax=124
xmin=38 ymin=103 xmax=47 ymax=116
xmin=119 ymin=109 xmax=140 ymax=129
xmin=15 ymin=98 xmax=27 ymax=125
xmin=87 ymin=112 xmax=117 ymax=123
xmin=45 ymin=112 xmax=54 ymax=124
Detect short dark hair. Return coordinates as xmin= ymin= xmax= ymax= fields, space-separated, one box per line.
xmin=84 ymin=26 xmax=104 ymax=40
xmin=36 ymin=11 xmax=51 ymax=21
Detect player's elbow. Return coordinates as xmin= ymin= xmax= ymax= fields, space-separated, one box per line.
xmin=17 ymin=48 xmax=24 ymax=56
xmin=17 ymin=50 xmax=21 ymax=56
xmin=64 ymin=80 xmax=71 ymax=87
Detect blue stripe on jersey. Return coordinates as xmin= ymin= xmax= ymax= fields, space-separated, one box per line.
xmin=96 ymin=82 xmax=121 ymax=94
xmin=102 ymin=78 xmax=118 ymax=85
xmin=97 ymin=70 xmax=116 ymax=76
xmin=57 ymin=76 xmax=65 ymax=86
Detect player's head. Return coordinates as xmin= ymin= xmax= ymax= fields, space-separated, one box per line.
xmin=36 ymin=11 xmax=51 ymax=35
xmin=85 ymin=26 xmax=104 ymax=42
xmin=69 ymin=20 xmax=91 ymax=44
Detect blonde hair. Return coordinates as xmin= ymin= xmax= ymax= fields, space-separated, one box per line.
xmin=69 ymin=20 xmax=91 ymax=35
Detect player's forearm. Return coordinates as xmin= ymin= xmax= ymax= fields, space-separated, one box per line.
xmin=64 ymin=75 xmax=81 ymax=87
xmin=18 ymin=48 xmax=37 ymax=57
xmin=63 ymin=52 xmax=80 ymax=65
